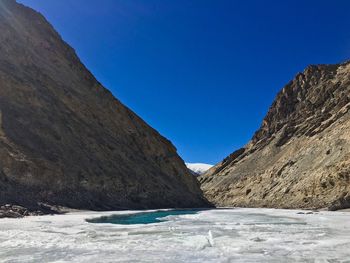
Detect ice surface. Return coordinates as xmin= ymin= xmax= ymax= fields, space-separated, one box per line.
xmin=0 ymin=208 xmax=349 ymax=262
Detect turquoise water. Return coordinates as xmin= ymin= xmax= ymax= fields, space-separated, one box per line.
xmin=87 ymin=209 xmax=200 ymax=225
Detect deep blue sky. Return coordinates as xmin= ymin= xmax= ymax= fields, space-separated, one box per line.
xmin=18 ymin=0 xmax=350 ymax=164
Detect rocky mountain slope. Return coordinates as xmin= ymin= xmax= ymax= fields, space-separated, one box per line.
xmin=200 ymin=61 xmax=350 ymax=210
xmin=0 ymin=0 xmax=208 ymax=212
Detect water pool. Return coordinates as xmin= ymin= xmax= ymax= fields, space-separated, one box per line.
xmin=86 ymin=209 xmax=200 ymax=224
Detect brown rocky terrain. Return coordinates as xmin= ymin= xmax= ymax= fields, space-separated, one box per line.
xmin=0 ymin=0 xmax=209 ymax=214
xmin=200 ymin=61 xmax=350 ymax=210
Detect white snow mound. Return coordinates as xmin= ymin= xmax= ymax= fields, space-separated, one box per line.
xmin=186 ymin=163 xmax=213 ymax=175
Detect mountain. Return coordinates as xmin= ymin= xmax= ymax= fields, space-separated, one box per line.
xmin=186 ymin=163 xmax=213 ymax=175
xmin=0 ymin=0 xmax=209 ymax=213
xmin=200 ymin=61 xmax=350 ymax=210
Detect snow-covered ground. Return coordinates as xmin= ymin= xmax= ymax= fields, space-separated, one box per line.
xmin=186 ymin=163 xmax=213 ymax=175
xmin=0 ymin=208 xmax=350 ymax=262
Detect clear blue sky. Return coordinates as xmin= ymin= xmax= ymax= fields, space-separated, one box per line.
xmin=18 ymin=0 xmax=350 ymax=164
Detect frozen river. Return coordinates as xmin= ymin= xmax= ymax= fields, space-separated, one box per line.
xmin=0 ymin=208 xmax=349 ymax=262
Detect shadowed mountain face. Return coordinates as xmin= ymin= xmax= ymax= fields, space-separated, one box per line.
xmin=0 ymin=0 xmax=208 ymax=211
xmin=200 ymin=61 xmax=350 ymax=210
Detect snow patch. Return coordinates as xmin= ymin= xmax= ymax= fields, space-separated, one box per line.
xmin=186 ymin=163 xmax=213 ymax=175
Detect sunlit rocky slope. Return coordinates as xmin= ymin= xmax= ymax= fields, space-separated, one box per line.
xmin=0 ymin=0 xmax=208 ymax=213
xmin=200 ymin=61 xmax=350 ymax=210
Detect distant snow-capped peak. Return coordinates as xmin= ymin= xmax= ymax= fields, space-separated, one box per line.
xmin=186 ymin=163 xmax=213 ymax=175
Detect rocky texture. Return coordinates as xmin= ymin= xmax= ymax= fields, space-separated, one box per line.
xmin=0 ymin=203 xmax=59 ymax=218
xmin=200 ymin=61 xmax=350 ymax=210
xmin=0 ymin=0 xmax=208 ymax=213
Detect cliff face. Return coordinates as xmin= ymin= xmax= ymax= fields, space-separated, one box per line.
xmin=200 ymin=61 xmax=350 ymax=210
xmin=0 ymin=0 xmax=208 ymax=211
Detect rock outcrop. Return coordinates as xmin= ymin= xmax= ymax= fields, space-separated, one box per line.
xmin=0 ymin=0 xmax=208 ymax=212
xmin=200 ymin=61 xmax=350 ymax=210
